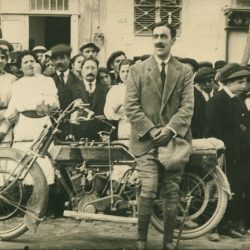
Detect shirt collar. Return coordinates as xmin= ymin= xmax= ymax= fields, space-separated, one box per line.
xmin=56 ymin=69 xmax=70 ymax=77
xmin=84 ymin=79 xmax=96 ymax=86
xmin=223 ymin=86 xmax=235 ymax=98
xmin=154 ymin=54 xmax=172 ymax=70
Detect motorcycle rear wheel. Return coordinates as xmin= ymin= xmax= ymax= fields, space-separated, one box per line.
xmin=0 ymin=148 xmax=48 ymax=241
xmin=151 ymin=165 xmax=228 ymax=239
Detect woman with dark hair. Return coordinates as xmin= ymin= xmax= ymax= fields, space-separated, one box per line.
xmin=70 ymin=53 xmax=84 ymax=80
xmin=0 ymin=47 xmax=16 ymax=146
xmin=104 ymin=59 xmax=133 ymax=140
xmin=97 ymin=67 xmax=112 ymax=89
xmin=0 ymin=50 xmax=59 ymax=185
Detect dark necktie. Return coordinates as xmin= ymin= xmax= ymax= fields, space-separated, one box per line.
xmin=59 ymin=72 xmax=65 ymax=85
xmin=161 ymin=62 xmax=166 ymax=86
xmin=89 ymin=82 xmax=93 ymax=92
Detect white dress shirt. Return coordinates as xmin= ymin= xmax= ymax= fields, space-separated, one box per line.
xmin=154 ymin=54 xmax=171 ymax=73
xmin=223 ymin=86 xmax=235 ymax=98
xmin=83 ymin=79 xmax=96 ymax=94
xmin=56 ymin=69 xmax=69 ymax=84
xmin=153 ymin=54 xmax=177 ymax=137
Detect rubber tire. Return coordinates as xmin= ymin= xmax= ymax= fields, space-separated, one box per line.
xmin=0 ymin=147 xmax=48 ymax=241
xmin=150 ymin=166 xmax=229 ymax=239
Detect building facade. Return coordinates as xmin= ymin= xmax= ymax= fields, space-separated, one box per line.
xmin=0 ymin=0 xmax=250 ymax=65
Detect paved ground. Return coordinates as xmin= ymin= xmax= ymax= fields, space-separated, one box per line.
xmin=0 ymin=218 xmax=250 ymax=250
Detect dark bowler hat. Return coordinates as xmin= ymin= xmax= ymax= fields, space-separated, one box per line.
xmin=199 ymin=61 xmax=213 ymax=69
xmin=219 ymin=63 xmax=250 ymax=83
xmin=50 ymin=44 xmax=72 ymax=58
xmin=79 ymin=42 xmax=100 ymax=53
xmin=106 ymin=50 xmax=126 ymax=71
xmin=194 ymin=67 xmax=216 ymax=83
xmin=214 ymin=60 xmax=226 ymax=70
xmin=178 ymin=57 xmax=199 ymax=72
xmin=0 ymin=39 xmax=14 ymax=52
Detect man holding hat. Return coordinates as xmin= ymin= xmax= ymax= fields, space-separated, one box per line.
xmin=192 ymin=67 xmax=216 ymax=138
xmin=79 ymin=42 xmax=100 ymax=59
xmin=205 ymin=63 xmax=250 ymax=238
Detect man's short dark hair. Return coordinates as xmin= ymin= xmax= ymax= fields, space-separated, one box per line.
xmin=152 ymin=21 xmax=176 ymax=38
xmin=81 ymin=56 xmax=99 ymax=68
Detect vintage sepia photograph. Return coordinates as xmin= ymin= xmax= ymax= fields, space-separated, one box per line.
xmin=0 ymin=0 xmax=250 ymax=249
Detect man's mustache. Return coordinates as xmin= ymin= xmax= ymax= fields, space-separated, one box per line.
xmin=87 ymin=73 xmax=95 ymax=77
xmin=155 ymin=43 xmax=165 ymax=48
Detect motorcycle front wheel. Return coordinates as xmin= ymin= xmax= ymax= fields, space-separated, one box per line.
xmin=151 ymin=165 xmax=229 ymax=239
xmin=0 ymin=148 xmax=48 ymax=241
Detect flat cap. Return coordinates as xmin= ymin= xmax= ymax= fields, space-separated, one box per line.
xmin=79 ymin=42 xmax=100 ymax=53
xmin=194 ymin=67 xmax=216 ymax=83
xmin=106 ymin=50 xmax=126 ymax=71
xmin=178 ymin=57 xmax=199 ymax=72
xmin=199 ymin=61 xmax=213 ymax=69
xmin=219 ymin=63 xmax=250 ymax=83
xmin=50 ymin=44 xmax=72 ymax=57
xmin=0 ymin=39 xmax=14 ymax=52
xmin=32 ymin=46 xmax=47 ymax=53
xmin=214 ymin=60 xmax=226 ymax=70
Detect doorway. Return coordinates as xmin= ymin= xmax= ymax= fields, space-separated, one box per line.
xmin=29 ymin=16 xmax=70 ymax=50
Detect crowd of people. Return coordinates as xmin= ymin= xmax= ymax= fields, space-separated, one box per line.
xmin=0 ymin=20 xmax=250 ymax=249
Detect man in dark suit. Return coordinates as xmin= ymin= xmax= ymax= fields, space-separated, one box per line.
xmin=205 ymin=63 xmax=250 ymax=238
xmin=192 ymin=67 xmax=216 ymax=138
xmin=72 ymin=56 xmax=109 ymax=140
xmin=125 ymin=21 xmax=194 ymax=250
xmin=50 ymin=44 xmax=80 ymax=111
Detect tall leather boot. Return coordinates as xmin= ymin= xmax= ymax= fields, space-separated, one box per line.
xmin=136 ymin=196 xmax=154 ymax=250
xmin=163 ymin=199 xmax=178 ymax=250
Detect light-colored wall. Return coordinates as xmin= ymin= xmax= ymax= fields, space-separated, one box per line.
xmin=0 ymin=0 xmax=249 ymax=64
xmin=100 ymin=0 xmax=232 ymax=63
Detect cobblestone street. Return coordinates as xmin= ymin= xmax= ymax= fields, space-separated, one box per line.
xmin=0 ymin=218 xmax=250 ymax=250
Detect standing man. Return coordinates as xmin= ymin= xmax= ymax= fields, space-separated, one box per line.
xmin=50 ymin=44 xmax=79 ymax=111
xmin=72 ymin=56 xmax=108 ymax=140
xmin=79 ymin=42 xmax=100 ymax=59
xmin=205 ymin=63 xmax=250 ymax=238
xmin=192 ymin=67 xmax=216 ymax=139
xmin=106 ymin=50 xmax=126 ymax=84
xmin=125 ymin=21 xmax=194 ymax=250
xmin=32 ymin=45 xmax=47 ymax=64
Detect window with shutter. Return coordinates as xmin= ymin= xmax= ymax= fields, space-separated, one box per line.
xmin=134 ymin=0 xmax=182 ymax=36
xmin=29 ymin=0 xmax=69 ymax=11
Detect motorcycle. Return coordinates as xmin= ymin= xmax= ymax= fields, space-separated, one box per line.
xmin=0 ymin=100 xmax=231 ymax=242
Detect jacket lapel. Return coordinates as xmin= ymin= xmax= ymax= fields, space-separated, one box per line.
xmin=147 ymin=56 xmax=163 ymax=100
xmin=91 ymin=83 xmax=102 ymax=109
xmin=161 ymin=57 xmax=180 ymax=109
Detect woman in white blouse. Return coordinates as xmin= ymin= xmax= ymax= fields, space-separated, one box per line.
xmin=104 ymin=59 xmax=133 ymax=140
xmin=0 ymin=48 xmax=16 ymax=147
xmin=1 ymin=50 xmax=59 ymax=185
xmin=104 ymin=59 xmax=134 ymax=184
